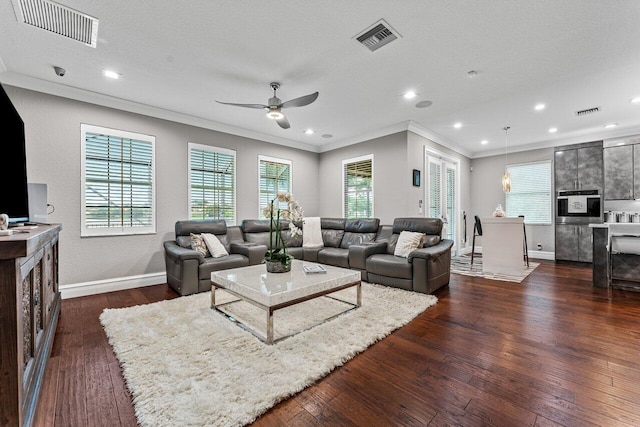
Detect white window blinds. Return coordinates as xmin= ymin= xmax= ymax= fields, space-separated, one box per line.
xmin=428 ymin=158 xmax=441 ymax=218
xmin=343 ymin=155 xmax=373 ymax=218
xmin=189 ymin=144 xmax=236 ymax=225
xmin=258 ymin=156 xmax=292 ymax=217
xmin=505 ymin=160 xmax=552 ymax=224
xmin=81 ymin=124 xmax=155 ymax=236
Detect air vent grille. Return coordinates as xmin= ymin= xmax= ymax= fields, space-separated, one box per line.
xmin=11 ymin=0 xmax=99 ymax=47
xmin=355 ymin=19 xmax=400 ymax=52
xmin=575 ymin=106 xmax=601 ymax=116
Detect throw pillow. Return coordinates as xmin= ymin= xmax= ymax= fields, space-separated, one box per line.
xmin=394 ymin=231 xmax=425 ymax=258
xmin=202 ymin=233 xmax=229 ymax=258
xmin=190 ymin=233 xmax=210 ymax=257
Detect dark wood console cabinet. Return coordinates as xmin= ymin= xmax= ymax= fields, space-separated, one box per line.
xmin=0 ymin=224 xmax=61 ymax=427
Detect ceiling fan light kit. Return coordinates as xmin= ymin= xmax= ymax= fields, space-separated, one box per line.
xmin=216 ymin=82 xmax=318 ymax=130
xmin=266 ymin=109 xmax=284 ymax=120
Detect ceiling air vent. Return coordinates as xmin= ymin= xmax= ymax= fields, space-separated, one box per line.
xmin=11 ymin=0 xmax=99 ymax=48
xmin=355 ymin=19 xmax=400 ymax=52
xmin=575 ymin=106 xmax=601 ymax=116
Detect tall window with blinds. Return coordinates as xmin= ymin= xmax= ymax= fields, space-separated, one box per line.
xmin=258 ymin=155 xmax=292 ymax=218
xmin=505 ymin=160 xmax=552 ymax=224
xmin=81 ymin=124 xmax=155 ymax=236
xmin=342 ymin=155 xmax=373 ymax=218
xmin=189 ymin=144 xmax=236 ymax=225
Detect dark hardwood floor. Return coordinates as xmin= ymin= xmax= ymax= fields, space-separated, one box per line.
xmin=33 ymin=260 xmax=640 ymax=426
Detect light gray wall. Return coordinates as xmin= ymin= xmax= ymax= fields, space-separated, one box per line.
xmin=6 ymin=86 xmax=319 ymax=286
xmin=317 ymin=132 xmax=407 ymax=224
xmin=317 ymin=131 xmax=473 ymax=255
xmin=470 ymin=147 xmax=555 ymax=252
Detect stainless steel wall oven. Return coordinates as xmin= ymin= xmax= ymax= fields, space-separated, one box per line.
xmin=556 ymin=189 xmax=603 ymax=224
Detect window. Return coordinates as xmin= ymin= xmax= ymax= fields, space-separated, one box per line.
xmin=505 ymin=160 xmax=552 ymax=224
xmin=258 ymin=155 xmax=292 ymax=218
xmin=81 ymin=124 xmax=155 ymax=236
xmin=343 ymin=155 xmax=373 ymax=218
xmin=189 ymin=143 xmax=236 ymax=225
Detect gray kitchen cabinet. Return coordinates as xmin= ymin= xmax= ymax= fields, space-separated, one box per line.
xmin=555 ymin=224 xmax=592 ymax=262
xmin=554 ymin=149 xmax=578 ymax=192
xmin=603 ymin=145 xmax=633 ymax=200
xmin=554 ymin=143 xmax=603 ymax=192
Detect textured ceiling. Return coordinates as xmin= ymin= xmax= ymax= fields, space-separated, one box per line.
xmin=1 ymin=0 xmax=640 ymax=157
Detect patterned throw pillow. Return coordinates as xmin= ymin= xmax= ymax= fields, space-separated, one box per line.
xmin=190 ymin=233 xmax=209 ymax=257
xmin=201 ymin=233 xmax=229 ymax=258
xmin=394 ymin=231 xmax=425 ymax=258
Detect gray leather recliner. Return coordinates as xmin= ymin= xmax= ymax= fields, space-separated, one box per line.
xmin=163 ymin=220 xmax=267 ymax=296
xmin=363 ymin=217 xmax=453 ymax=294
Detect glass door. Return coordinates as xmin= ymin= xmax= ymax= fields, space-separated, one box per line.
xmin=426 ymin=154 xmax=457 ymax=251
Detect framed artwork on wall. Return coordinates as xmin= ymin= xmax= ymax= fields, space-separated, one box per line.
xmin=413 ymin=169 xmax=421 ymax=187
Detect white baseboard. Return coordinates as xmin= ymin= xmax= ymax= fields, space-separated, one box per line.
xmin=457 ymin=246 xmax=555 ymax=261
xmin=60 ymin=272 xmax=166 ymax=299
xmin=528 ymin=250 xmax=555 ymax=260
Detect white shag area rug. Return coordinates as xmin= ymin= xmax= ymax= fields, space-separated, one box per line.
xmin=100 ymin=282 xmax=437 ymax=427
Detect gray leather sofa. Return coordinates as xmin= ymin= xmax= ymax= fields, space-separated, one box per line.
xmin=163 ymin=217 xmax=453 ymax=296
xmin=163 ymin=220 xmax=267 ymax=296
xmin=239 ymin=217 xmax=380 ymax=270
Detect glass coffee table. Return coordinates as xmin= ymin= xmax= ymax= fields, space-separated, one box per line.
xmin=211 ymin=260 xmax=361 ymax=344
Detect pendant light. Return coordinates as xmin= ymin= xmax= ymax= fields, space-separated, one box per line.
xmin=502 ymin=126 xmax=511 ymax=192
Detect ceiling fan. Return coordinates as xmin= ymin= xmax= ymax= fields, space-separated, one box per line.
xmin=215 ymin=82 xmax=319 ymax=129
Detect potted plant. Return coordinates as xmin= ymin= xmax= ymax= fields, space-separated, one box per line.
xmin=262 ymin=192 xmax=303 ymax=273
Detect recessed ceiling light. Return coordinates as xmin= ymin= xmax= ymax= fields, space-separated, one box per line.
xmin=549 ymin=127 xmax=558 ymax=133
xmin=304 ymin=129 xmax=314 ymax=135
xmin=453 ymin=122 xmax=462 ymax=129
xmin=631 ymin=97 xmax=640 ymax=104
xmin=604 ymin=123 xmax=618 ymax=129
xmin=481 ymin=140 xmax=488 ymax=145
xmin=534 ymin=103 xmax=545 ymax=111
xmin=403 ymin=91 xmax=417 ymax=99
xmin=103 ymin=69 xmax=120 ymax=79
xmin=467 ymin=70 xmax=478 ymax=78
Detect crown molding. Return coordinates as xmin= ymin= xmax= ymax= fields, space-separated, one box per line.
xmin=0 ymin=72 xmax=322 ymax=153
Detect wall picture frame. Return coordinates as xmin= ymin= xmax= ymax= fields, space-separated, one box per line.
xmin=412 ymin=169 xmax=421 ymax=187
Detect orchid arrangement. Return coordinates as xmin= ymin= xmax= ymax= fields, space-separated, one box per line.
xmin=262 ymin=192 xmax=304 ymax=266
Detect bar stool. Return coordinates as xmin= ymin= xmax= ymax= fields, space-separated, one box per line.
xmin=519 ymin=215 xmax=529 ymax=267
xmin=471 ymin=215 xmax=482 ymax=266
xmin=607 ymin=224 xmax=640 ymax=300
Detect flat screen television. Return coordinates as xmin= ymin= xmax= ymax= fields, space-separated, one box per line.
xmin=0 ymin=83 xmax=30 ymax=225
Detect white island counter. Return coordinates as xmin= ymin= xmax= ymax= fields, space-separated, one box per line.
xmin=481 ymin=217 xmax=525 ymax=276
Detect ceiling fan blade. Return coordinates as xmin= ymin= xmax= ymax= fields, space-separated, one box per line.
xmin=276 ymin=115 xmax=291 ymax=129
xmin=280 ymin=92 xmax=319 ymax=109
xmin=215 ymin=100 xmax=268 ymax=109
